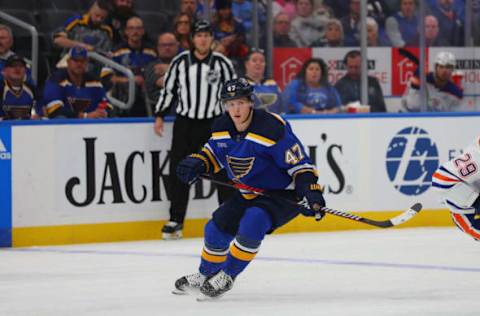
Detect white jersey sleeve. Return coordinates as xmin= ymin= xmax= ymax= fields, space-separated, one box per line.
xmin=431 ymin=137 xmax=480 ymax=213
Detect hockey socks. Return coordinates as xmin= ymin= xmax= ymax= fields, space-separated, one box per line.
xmin=200 ymin=221 xmax=234 ymax=276
xmin=224 ymin=207 xmax=272 ymax=277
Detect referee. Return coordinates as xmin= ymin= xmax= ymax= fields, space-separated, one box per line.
xmin=154 ymin=20 xmax=236 ymax=240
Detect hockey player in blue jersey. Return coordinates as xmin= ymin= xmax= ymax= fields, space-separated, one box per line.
xmin=172 ymin=78 xmax=326 ymax=299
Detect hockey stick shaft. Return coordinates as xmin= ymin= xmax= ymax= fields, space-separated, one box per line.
xmin=200 ymin=175 xmax=422 ymax=228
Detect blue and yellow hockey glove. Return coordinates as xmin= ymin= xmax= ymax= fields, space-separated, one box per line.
xmin=297 ymin=183 xmax=326 ymax=221
xmin=176 ymin=154 xmax=208 ymax=185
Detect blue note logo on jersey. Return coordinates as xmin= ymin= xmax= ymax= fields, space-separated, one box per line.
xmin=386 ymin=127 xmax=439 ymax=196
xmin=227 ymin=156 xmax=255 ymax=179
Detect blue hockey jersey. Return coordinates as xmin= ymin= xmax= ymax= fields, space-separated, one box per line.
xmin=0 ymin=80 xmax=35 ymax=120
xmin=199 ymin=109 xmax=318 ymax=197
xmin=42 ymin=69 xmax=109 ymax=118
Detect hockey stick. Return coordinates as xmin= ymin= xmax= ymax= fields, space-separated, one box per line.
xmin=200 ymin=175 xmax=422 ymax=228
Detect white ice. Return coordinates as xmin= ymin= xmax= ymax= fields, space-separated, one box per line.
xmin=1 ymin=227 xmax=480 ymax=316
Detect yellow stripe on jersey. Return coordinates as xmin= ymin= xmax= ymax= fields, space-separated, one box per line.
xmin=64 ymin=15 xmax=88 ymax=32
xmin=201 ymin=249 xmax=227 ymax=263
xmin=190 ymin=153 xmax=210 ymax=173
xmin=245 ymin=133 xmax=276 ymax=147
xmin=112 ymin=48 xmax=131 ymax=57
xmin=241 ymin=193 xmax=259 ymax=200
xmin=202 ymin=148 xmax=220 ymax=173
xmin=45 ymin=102 xmax=63 ymax=115
xmin=212 ymin=131 xmax=230 ymax=140
xmin=230 ymin=243 xmax=257 ymax=261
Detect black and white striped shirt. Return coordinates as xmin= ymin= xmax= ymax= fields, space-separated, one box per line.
xmin=154 ymin=50 xmax=236 ymax=119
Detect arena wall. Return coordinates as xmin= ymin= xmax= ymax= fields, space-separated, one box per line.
xmin=1 ymin=114 xmax=479 ymax=247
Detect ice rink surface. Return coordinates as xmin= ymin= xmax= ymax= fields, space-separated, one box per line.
xmin=1 ymin=227 xmax=480 ymax=316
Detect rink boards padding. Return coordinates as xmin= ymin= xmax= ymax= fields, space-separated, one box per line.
xmin=1 ymin=114 xmax=479 ymax=247
xmin=11 ymin=209 xmax=451 ymax=247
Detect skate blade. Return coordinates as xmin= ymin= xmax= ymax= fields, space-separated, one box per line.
xmin=196 ymin=293 xmax=223 ymax=302
xmin=171 ymin=289 xmax=188 ymax=295
xmin=162 ymin=232 xmax=183 ymax=240
xmin=172 ymin=287 xmax=201 ymax=296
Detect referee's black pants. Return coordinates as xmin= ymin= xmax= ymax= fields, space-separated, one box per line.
xmin=168 ymin=116 xmax=234 ymax=224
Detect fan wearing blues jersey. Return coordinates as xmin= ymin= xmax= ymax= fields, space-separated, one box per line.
xmin=431 ymin=137 xmax=480 ymax=241
xmin=172 ymin=78 xmax=326 ymax=299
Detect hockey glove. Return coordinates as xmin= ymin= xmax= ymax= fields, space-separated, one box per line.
xmin=176 ymin=155 xmax=207 ymax=185
xmin=297 ymin=184 xmax=326 ymax=221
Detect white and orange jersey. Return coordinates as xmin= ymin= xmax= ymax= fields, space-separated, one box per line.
xmin=431 ymin=137 xmax=480 ymax=240
xmin=432 ymin=137 xmax=480 ymax=213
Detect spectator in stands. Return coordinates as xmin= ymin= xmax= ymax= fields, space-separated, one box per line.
xmin=0 ymin=24 xmax=33 ymax=85
xmin=366 ymin=17 xmax=391 ymax=46
xmin=244 ymin=49 xmax=284 ymax=113
xmin=53 ymin=0 xmax=113 ymax=54
xmin=385 ymin=0 xmax=418 ymax=47
xmin=107 ymin=0 xmax=137 ymax=45
xmin=402 ymin=51 xmax=463 ymax=112
xmin=0 ymin=55 xmax=36 ymax=120
xmin=181 ymin=0 xmax=198 ymax=17
xmin=283 ymin=58 xmax=341 ymax=114
xmin=269 ymin=12 xmax=297 ymax=48
xmin=278 ymin=0 xmax=297 ymax=20
xmin=340 ymin=0 xmax=361 ymax=46
xmin=103 ymin=16 xmax=157 ymax=117
xmin=312 ymin=18 xmax=344 ymax=47
xmin=290 ymin=0 xmax=330 ymax=47
xmin=412 ymin=15 xmax=449 ymax=46
xmin=212 ymin=0 xmax=249 ymax=64
xmin=174 ymin=13 xmax=193 ymax=51
xmin=428 ymin=0 xmax=464 ymax=46
xmin=335 ymin=50 xmax=387 ymax=113
xmin=144 ymin=32 xmax=180 ymax=111
xmin=42 ymin=46 xmax=110 ymax=119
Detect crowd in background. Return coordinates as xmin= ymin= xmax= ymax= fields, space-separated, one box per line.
xmin=0 ymin=0 xmax=470 ymax=120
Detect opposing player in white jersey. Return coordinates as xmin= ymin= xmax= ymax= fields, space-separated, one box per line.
xmin=431 ymin=137 xmax=480 ymax=240
xmin=402 ymin=51 xmax=463 ymax=112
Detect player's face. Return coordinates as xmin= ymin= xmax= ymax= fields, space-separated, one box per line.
xmin=245 ymin=52 xmax=266 ymax=79
xmin=435 ymin=64 xmax=454 ymax=82
xmin=192 ymin=32 xmax=213 ymax=55
xmin=225 ymin=97 xmax=253 ymax=126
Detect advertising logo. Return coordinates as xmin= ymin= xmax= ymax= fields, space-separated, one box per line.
xmin=386 ymin=127 xmax=439 ymax=195
xmin=0 ymin=136 xmax=11 ymax=160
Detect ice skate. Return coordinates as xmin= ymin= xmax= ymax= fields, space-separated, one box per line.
xmin=197 ymin=270 xmax=234 ymax=300
xmin=172 ymin=272 xmax=207 ymax=295
xmin=162 ymin=221 xmax=183 ymax=240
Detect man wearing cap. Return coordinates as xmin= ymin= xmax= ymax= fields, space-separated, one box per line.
xmin=0 ymin=55 xmax=36 ymax=120
xmin=402 ymin=51 xmax=463 ymax=112
xmin=42 ymin=46 xmax=111 ymax=119
xmin=153 ymin=20 xmax=236 ymax=240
